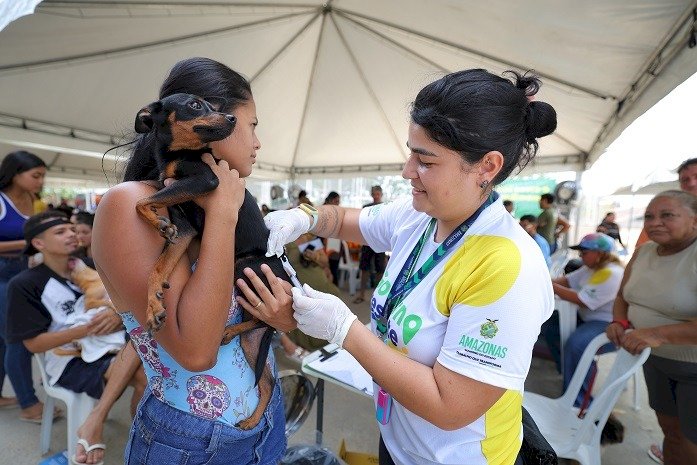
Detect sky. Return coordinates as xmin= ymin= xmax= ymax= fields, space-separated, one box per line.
xmin=582 ymin=70 xmax=697 ymax=196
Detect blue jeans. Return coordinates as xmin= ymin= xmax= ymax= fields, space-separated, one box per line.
xmin=541 ymin=312 xmax=614 ymax=406
xmin=0 ymin=256 xmax=38 ymax=408
xmin=125 ymin=384 xmax=287 ymax=465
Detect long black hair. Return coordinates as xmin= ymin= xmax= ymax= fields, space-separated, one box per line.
xmin=0 ymin=150 xmax=47 ymax=191
xmin=411 ymin=69 xmax=557 ymax=184
xmin=122 ymin=57 xmax=252 ymax=182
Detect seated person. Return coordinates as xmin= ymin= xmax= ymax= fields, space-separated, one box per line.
xmin=74 ymin=211 xmax=95 ymax=259
xmin=519 ymin=214 xmax=551 ymax=268
xmin=5 ymin=211 xmax=145 ymax=464
xmin=541 ymin=233 xmax=623 ymax=407
xmin=280 ymin=233 xmax=343 ymax=359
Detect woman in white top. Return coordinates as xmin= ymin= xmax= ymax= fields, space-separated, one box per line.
xmin=243 ymin=70 xmax=557 ymax=465
xmin=607 ymin=190 xmax=697 ymax=465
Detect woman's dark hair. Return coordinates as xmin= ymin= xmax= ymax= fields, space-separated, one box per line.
xmin=74 ymin=211 xmax=95 ymax=228
xmin=0 ymin=150 xmax=47 ymax=190
xmin=410 ymin=69 xmax=557 ymax=184
xmin=122 ymin=57 xmax=252 ymax=182
xmin=324 ymin=191 xmax=340 ymax=204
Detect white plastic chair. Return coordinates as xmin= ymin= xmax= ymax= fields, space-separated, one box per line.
xmin=336 ymin=240 xmax=360 ymax=296
xmin=35 ymin=353 xmax=97 ymax=457
xmin=549 ymin=248 xmax=569 ymax=278
xmin=523 ymin=333 xmax=650 ymax=465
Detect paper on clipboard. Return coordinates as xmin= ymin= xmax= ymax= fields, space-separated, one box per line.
xmin=306 ymin=349 xmax=374 ymax=396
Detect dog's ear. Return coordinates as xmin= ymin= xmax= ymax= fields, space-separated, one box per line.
xmin=134 ymin=101 xmax=162 ymax=133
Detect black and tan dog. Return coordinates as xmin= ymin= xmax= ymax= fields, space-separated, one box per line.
xmin=133 ymin=93 xmax=288 ymax=429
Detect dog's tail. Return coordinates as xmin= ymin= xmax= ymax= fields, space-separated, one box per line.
xmin=254 ymin=327 xmax=275 ymax=386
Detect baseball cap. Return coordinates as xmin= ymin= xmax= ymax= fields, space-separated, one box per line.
xmin=569 ymin=233 xmax=614 ymax=253
xmin=22 ymin=214 xmax=71 ymax=255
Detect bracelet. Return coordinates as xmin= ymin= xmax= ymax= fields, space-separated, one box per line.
xmin=297 ymin=203 xmax=319 ymax=230
xmin=611 ymin=319 xmax=631 ymax=330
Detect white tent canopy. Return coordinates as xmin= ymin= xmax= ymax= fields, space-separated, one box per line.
xmin=1 ymin=0 xmax=696 ymax=183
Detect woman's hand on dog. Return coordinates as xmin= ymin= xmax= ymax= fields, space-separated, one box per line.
xmin=236 ymin=264 xmax=297 ymax=332
xmin=163 ymin=153 xmax=246 ymax=217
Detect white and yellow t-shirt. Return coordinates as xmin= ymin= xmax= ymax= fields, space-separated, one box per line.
xmin=360 ymin=196 xmax=554 ymax=465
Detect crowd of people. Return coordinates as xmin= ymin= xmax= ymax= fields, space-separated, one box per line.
xmin=0 ymin=55 xmax=695 ymax=465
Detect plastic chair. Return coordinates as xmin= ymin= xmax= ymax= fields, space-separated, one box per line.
xmin=523 ymin=333 xmax=650 ymax=465
xmin=549 ymin=248 xmax=569 ymax=278
xmin=337 ymin=240 xmax=360 ymax=296
xmin=35 ymin=353 xmax=97 ymax=457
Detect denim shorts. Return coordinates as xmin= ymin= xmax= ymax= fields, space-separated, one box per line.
xmin=124 ymin=383 xmax=287 ymax=465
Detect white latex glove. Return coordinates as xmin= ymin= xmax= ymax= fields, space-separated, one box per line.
xmin=264 ymin=208 xmax=312 ymax=257
xmin=292 ymin=284 xmax=358 ymax=347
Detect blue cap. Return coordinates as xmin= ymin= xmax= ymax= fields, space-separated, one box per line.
xmin=569 ymin=233 xmax=614 ymax=252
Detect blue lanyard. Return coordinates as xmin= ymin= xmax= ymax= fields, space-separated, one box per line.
xmin=376 ymin=192 xmax=498 ymax=337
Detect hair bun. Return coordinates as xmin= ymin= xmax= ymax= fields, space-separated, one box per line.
xmin=525 ymin=101 xmax=557 ymax=140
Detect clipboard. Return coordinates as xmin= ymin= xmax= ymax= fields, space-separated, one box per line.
xmin=302 ymin=344 xmax=373 ymax=397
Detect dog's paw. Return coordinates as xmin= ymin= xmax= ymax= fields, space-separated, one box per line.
xmin=156 ymin=216 xmax=178 ymax=243
xmin=146 ymin=297 xmax=167 ymax=332
xmin=221 ymin=326 xmax=236 ymax=346
xmin=236 ymin=416 xmax=260 ymax=430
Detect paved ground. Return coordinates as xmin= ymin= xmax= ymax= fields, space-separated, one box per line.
xmin=1 ymin=288 xmax=663 ymax=464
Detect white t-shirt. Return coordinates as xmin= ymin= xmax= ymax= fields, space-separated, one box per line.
xmin=565 ymin=263 xmax=623 ymax=323
xmin=360 ymin=196 xmax=554 ymax=465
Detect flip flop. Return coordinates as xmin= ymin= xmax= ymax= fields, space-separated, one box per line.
xmin=0 ymin=396 xmax=18 ymax=409
xmin=19 ymin=406 xmax=64 ymax=424
xmin=647 ymin=444 xmax=663 ymax=464
xmin=72 ymin=438 xmax=106 ymax=465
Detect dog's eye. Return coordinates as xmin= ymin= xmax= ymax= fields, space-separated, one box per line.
xmin=188 ymin=101 xmax=203 ymax=110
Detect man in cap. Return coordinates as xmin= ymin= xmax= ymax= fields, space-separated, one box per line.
xmin=5 ymin=211 xmax=145 ymax=464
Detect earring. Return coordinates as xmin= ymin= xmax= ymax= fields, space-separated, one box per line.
xmin=479 ymin=180 xmax=489 ymax=189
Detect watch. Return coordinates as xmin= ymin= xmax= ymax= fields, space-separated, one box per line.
xmin=297 ymin=203 xmax=319 ymax=231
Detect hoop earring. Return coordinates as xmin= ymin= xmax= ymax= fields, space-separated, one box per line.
xmin=479 ymin=180 xmax=490 ymax=189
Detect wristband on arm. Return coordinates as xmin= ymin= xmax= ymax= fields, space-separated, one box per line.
xmin=297 ymin=203 xmax=319 ymax=230
xmin=610 ymin=319 xmax=631 ymax=330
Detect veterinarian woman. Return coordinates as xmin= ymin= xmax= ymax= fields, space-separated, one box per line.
xmin=257 ymin=70 xmax=557 ymax=465
xmin=92 ymin=57 xmax=291 ymax=465
xmin=0 ymin=150 xmax=49 ymax=420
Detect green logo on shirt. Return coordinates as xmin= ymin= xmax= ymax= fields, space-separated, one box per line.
xmin=480 ymin=319 xmax=499 ymax=339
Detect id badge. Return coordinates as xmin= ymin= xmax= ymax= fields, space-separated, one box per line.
xmin=376 ymin=387 xmax=392 ymax=425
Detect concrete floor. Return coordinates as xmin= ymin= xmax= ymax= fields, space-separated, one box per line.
xmin=1 ymin=288 xmax=663 ymax=464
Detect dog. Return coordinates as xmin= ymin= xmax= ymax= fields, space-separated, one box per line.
xmin=133 ymin=93 xmax=290 ymax=429
xmin=53 ymin=257 xmax=120 ymax=358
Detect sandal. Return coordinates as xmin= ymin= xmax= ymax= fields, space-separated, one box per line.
xmin=647 ymin=444 xmax=663 ymax=464
xmin=0 ymin=396 xmax=18 ymax=409
xmin=72 ymin=438 xmax=106 ymax=465
xmin=352 ymin=296 xmax=365 ymax=304
xmin=19 ymin=406 xmax=64 ymax=424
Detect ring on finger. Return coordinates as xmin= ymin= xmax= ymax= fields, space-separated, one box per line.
xmin=254 ymin=301 xmax=263 ymax=309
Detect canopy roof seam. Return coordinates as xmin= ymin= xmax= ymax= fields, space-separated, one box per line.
xmin=331 ymin=12 xmax=407 ymax=161
xmin=0 ymin=9 xmax=315 ymax=74
xmin=250 ymin=11 xmax=320 ymax=82
xmin=337 ymin=7 xmax=616 ymax=101
xmin=289 ymin=5 xmax=328 ymax=172
xmin=42 ymin=1 xmax=321 ymax=9
xmin=334 ymin=10 xmax=448 ymax=73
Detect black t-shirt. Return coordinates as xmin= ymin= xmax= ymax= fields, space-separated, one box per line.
xmin=6 ymin=258 xmax=94 ymax=344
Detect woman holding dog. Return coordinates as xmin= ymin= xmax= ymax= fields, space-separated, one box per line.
xmin=606 ymin=190 xmax=697 ymax=465
xmin=92 ymin=58 xmax=292 ymax=465
xmin=0 ymin=150 xmax=51 ymax=421
xmin=258 ymin=70 xmax=557 ymax=465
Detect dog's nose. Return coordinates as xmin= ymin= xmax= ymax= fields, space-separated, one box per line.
xmin=225 ymin=114 xmax=236 ymax=124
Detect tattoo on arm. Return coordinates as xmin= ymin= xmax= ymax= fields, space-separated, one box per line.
xmin=314 ymin=205 xmax=341 ymax=238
